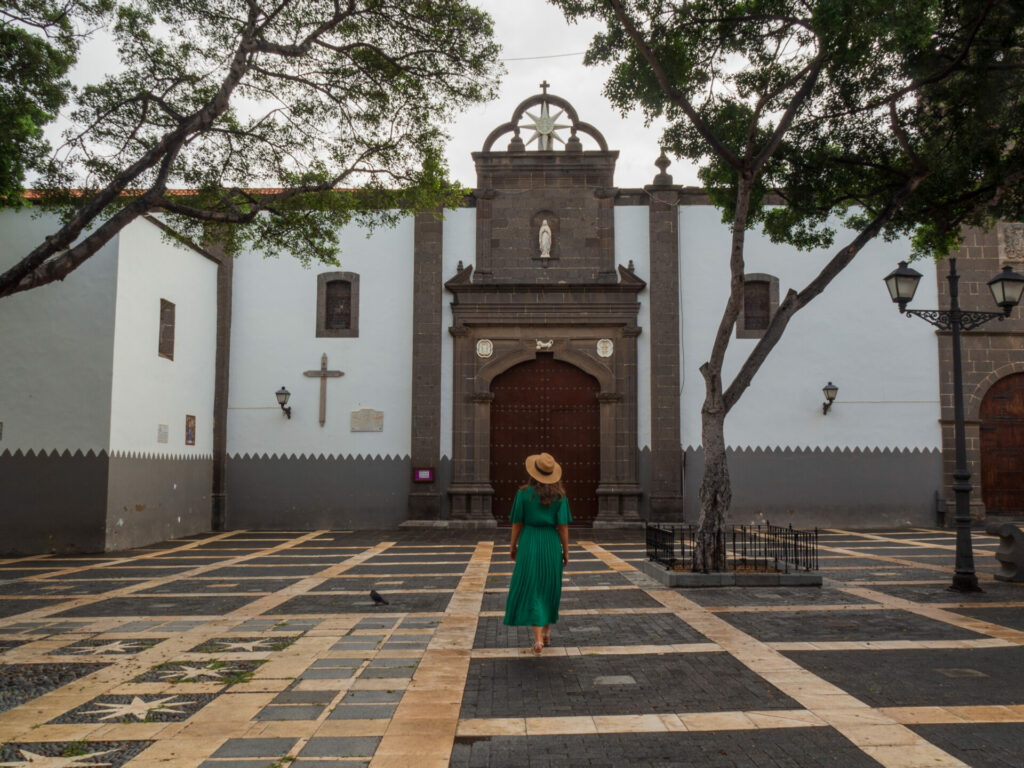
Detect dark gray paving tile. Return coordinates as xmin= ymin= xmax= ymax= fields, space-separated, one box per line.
xmin=909 ymin=723 xmax=1024 ymax=768
xmin=720 ymin=608 xmax=986 ymax=642
xmin=273 ymin=593 xmax=453 ymax=613
xmin=449 ymin=728 xmax=880 ymax=768
xmin=681 ymin=587 xmax=873 ymax=607
xmin=327 ymin=704 xmax=396 ymax=719
xmin=254 ymin=704 xmax=324 ymax=720
xmin=53 ymin=596 xmax=258 ymax=617
xmin=212 ymin=738 xmax=297 ymax=758
xmin=949 ymin=605 xmax=1024 ymax=631
xmin=0 ymin=598 xmax=66 ymax=617
xmin=298 ymin=736 xmax=381 ymax=758
xmin=474 ymin=612 xmax=708 ymax=649
xmin=783 ymin=647 xmax=1024 ymax=707
xmin=866 ymin=582 xmax=1024 ymax=604
xmin=461 ymin=653 xmax=798 ymax=718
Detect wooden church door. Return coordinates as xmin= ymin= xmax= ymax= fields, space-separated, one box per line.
xmin=490 ymin=355 xmax=601 ymax=525
xmin=980 ymin=373 xmax=1024 ymax=516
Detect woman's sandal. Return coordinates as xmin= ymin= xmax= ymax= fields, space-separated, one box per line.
xmin=532 ymin=641 xmax=544 ymax=654
xmin=542 ymin=632 xmax=551 ymax=646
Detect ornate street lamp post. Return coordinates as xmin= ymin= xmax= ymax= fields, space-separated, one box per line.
xmin=884 ymin=258 xmax=1024 ymax=592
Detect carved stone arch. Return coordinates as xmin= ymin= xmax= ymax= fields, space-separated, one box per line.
xmin=551 ymin=345 xmax=616 ymax=394
xmin=477 ymin=343 xmax=538 ymax=392
xmin=967 ymin=362 xmax=1024 ymax=420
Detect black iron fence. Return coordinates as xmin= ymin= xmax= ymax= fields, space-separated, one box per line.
xmin=645 ymin=523 xmax=819 ymax=573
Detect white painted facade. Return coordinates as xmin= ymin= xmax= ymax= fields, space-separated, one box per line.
xmin=679 ymin=205 xmax=942 ymax=451
xmin=108 ymin=220 xmax=218 ymax=458
xmin=227 ymin=216 xmax=416 ymax=459
xmin=0 ymin=211 xmax=119 ymax=454
xmin=613 ymin=206 xmax=652 ymax=450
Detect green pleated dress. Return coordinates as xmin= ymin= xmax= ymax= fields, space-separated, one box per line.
xmin=503 ymin=487 xmax=572 ymax=627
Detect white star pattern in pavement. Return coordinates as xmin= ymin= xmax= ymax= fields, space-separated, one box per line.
xmin=82 ymin=695 xmax=194 ymax=721
xmin=0 ymin=748 xmax=115 ymax=767
xmin=69 ymin=641 xmax=143 ymax=655
xmin=157 ymin=664 xmax=225 ymax=681
xmin=215 ymin=639 xmax=274 ymax=652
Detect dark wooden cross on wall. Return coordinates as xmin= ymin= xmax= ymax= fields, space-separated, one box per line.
xmin=304 ymin=353 xmax=344 ymax=427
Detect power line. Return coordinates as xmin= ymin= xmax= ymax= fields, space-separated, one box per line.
xmin=501 ymin=51 xmax=587 ymax=62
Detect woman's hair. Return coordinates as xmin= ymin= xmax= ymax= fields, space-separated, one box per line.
xmin=520 ymin=476 xmax=565 ymax=507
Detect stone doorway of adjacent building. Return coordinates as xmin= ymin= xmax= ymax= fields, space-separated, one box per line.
xmin=490 ymin=355 xmax=600 ymax=525
xmin=980 ymin=372 xmax=1024 ymax=516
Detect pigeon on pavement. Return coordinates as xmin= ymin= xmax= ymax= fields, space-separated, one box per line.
xmin=370 ymin=589 xmax=389 ymax=605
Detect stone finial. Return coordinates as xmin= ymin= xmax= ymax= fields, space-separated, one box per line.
xmin=565 ymin=129 xmax=583 ymax=153
xmin=508 ymin=128 xmax=525 ymax=153
xmin=456 ymin=260 xmax=464 ymax=272
xmin=653 ymin=150 xmax=673 ymax=186
xmin=627 ymin=260 xmax=635 ymax=273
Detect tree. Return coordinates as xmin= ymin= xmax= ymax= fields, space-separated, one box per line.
xmin=0 ymin=0 xmax=500 ymax=298
xmin=552 ymin=0 xmax=1024 ymax=569
xmin=1 ymin=0 xmax=111 ymax=202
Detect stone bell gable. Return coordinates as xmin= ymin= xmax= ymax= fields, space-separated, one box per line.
xmin=470 ymin=86 xmax=619 ymax=285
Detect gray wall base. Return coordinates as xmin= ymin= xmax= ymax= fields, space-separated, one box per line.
xmin=226 ymin=454 xmax=411 ymax=529
xmin=0 ymin=449 xmax=108 ymax=554
xmin=105 ymin=455 xmax=212 ymax=551
xmin=684 ymin=446 xmax=942 ymax=529
xmin=0 ymin=449 xmax=212 ymax=554
xmin=640 ymin=559 xmax=822 ymax=587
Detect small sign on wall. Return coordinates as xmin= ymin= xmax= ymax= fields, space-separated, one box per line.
xmin=351 ymin=408 xmax=384 ymax=432
xmin=157 ymin=424 xmax=169 ymax=444
xmin=185 ymin=415 xmax=196 ymax=446
xmin=413 ymin=467 xmax=434 ymax=483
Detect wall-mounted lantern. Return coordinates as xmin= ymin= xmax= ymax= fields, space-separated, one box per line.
xmin=276 ymin=386 xmax=292 ymax=419
xmin=822 ymin=382 xmax=838 ymax=415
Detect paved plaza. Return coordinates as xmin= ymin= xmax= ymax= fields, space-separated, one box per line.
xmin=0 ymin=528 xmax=1022 ymax=767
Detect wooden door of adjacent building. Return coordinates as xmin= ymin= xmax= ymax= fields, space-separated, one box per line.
xmin=490 ymin=355 xmax=601 ymax=525
xmin=981 ymin=373 xmax=1024 ymax=516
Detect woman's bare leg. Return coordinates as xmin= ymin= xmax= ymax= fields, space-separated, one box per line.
xmin=542 ymin=624 xmax=551 ymax=645
xmin=531 ymin=625 xmax=544 ymax=651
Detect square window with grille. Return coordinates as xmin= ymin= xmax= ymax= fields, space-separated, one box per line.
xmin=159 ymin=299 xmax=175 ymax=360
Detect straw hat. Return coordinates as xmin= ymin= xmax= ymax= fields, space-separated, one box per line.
xmin=525 ymin=452 xmax=562 ymax=485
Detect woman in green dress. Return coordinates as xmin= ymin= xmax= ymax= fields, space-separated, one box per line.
xmin=503 ymin=452 xmax=572 ymax=653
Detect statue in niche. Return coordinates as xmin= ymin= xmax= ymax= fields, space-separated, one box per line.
xmin=539 ymin=219 xmax=552 ymax=258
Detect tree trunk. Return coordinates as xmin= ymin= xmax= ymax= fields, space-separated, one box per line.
xmin=695 ymin=389 xmax=730 ymax=572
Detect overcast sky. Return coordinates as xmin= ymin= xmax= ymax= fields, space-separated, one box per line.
xmin=56 ymin=1 xmax=700 ymax=190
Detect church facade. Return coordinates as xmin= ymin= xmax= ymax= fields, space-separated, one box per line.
xmin=2 ymin=88 xmax=1023 ymax=553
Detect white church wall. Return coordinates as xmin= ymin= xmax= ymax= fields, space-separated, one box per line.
xmin=225 ymin=216 xmax=416 ymax=528
xmin=0 ymin=211 xmax=119 ymax=454
xmin=108 ymin=219 xmax=218 ymax=457
xmin=104 ymin=217 xmax=218 ymax=549
xmin=678 ymin=205 xmax=943 ymax=527
xmin=0 ymin=210 xmax=119 ymax=552
xmin=614 ymin=206 xmax=652 ymax=451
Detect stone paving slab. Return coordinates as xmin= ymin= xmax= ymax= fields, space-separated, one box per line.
xmin=460 ymin=653 xmax=800 ymax=718
xmin=0 ymin=527 xmax=1021 ymax=768
xmin=449 ymin=728 xmax=883 ymax=768
xmin=908 ymin=723 xmax=1024 ymax=768
xmin=473 ymin=613 xmax=708 ymax=649
xmin=722 ymin=608 xmax=988 ymax=642
xmin=784 ymin=647 xmax=1024 ymax=707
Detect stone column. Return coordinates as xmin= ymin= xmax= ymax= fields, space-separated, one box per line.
xmin=407 ymin=210 xmax=444 ymax=519
xmin=202 ymin=225 xmax=233 ymax=531
xmin=646 ymin=154 xmax=685 ymax=521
